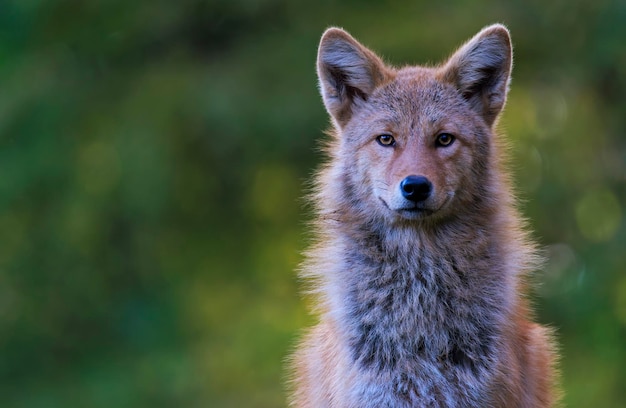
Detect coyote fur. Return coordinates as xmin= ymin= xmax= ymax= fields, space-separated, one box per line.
xmin=290 ymin=24 xmax=559 ymax=407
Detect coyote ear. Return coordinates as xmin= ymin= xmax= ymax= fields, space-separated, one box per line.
xmin=317 ymin=28 xmax=389 ymax=128
xmin=441 ymin=24 xmax=513 ymax=127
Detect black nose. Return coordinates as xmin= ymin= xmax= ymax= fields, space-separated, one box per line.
xmin=400 ymin=175 xmax=432 ymax=202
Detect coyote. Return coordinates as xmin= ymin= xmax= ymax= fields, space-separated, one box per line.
xmin=290 ymin=24 xmax=558 ymax=407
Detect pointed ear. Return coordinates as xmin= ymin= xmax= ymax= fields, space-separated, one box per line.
xmin=317 ymin=28 xmax=390 ymax=128
xmin=440 ymin=24 xmax=513 ymax=126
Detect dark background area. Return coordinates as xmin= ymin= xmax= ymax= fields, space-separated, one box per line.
xmin=0 ymin=0 xmax=625 ymax=406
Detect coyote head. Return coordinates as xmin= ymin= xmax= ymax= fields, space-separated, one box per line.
xmin=317 ymin=25 xmax=512 ymax=224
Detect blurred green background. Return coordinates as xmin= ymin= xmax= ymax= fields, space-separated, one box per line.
xmin=0 ymin=0 xmax=624 ymax=407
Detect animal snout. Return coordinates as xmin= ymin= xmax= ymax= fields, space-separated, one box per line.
xmin=400 ymin=175 xmax=432 ymax=202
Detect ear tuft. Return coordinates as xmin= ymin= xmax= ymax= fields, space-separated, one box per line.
xmin=441 ymin=24 xmax=513 ymax=126
xmin=317 ymin=28 xmax=389 ymax=127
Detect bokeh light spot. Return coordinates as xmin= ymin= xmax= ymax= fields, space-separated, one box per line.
xmin=251 ymin=164 xmax=299 ymax=222
xmin=77 ymin=140 xmax=122 ymax=196
xmin=575 ymin=187 xmax=622 ymax=242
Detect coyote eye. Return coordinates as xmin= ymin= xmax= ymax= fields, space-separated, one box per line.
xmin=376 ymin=134 xmax=395 ymax=146
xmin=436 ymin=133 xmax=455 ymax=147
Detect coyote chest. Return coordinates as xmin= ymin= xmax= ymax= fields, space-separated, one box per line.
xmin=345 ymin=243 xmax=500 ymax=372
xmin=336 ymin=230 xmax=505 ymax=406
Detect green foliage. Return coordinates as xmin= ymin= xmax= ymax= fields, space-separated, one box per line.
xmin=0 ymin=0 xmax=624 ymax=406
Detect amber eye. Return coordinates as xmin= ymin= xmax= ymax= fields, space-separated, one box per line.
xmin=376 ymin=134 xmax=395 ymax=146
xmin=436 ymin=133 xmax=455 ymax=147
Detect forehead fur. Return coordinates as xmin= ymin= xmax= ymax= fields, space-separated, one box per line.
xmin=346 ymin=67 xmax=477 ymax=139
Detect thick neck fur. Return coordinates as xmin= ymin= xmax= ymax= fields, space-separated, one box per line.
xmin=304 ymin=141 xmax=534 ymax=404
xmin=339 ymin=205 xmax=509 ymax=367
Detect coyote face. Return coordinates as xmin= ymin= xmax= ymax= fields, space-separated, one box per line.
xmin=318 ymin=28 xmax=509 ymax=226
xmin=342 ymin=71 xmax=489 ymax=223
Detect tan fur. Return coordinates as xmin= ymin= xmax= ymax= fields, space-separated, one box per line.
xmin=289 ymin=25 xmax=559 ymax=407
